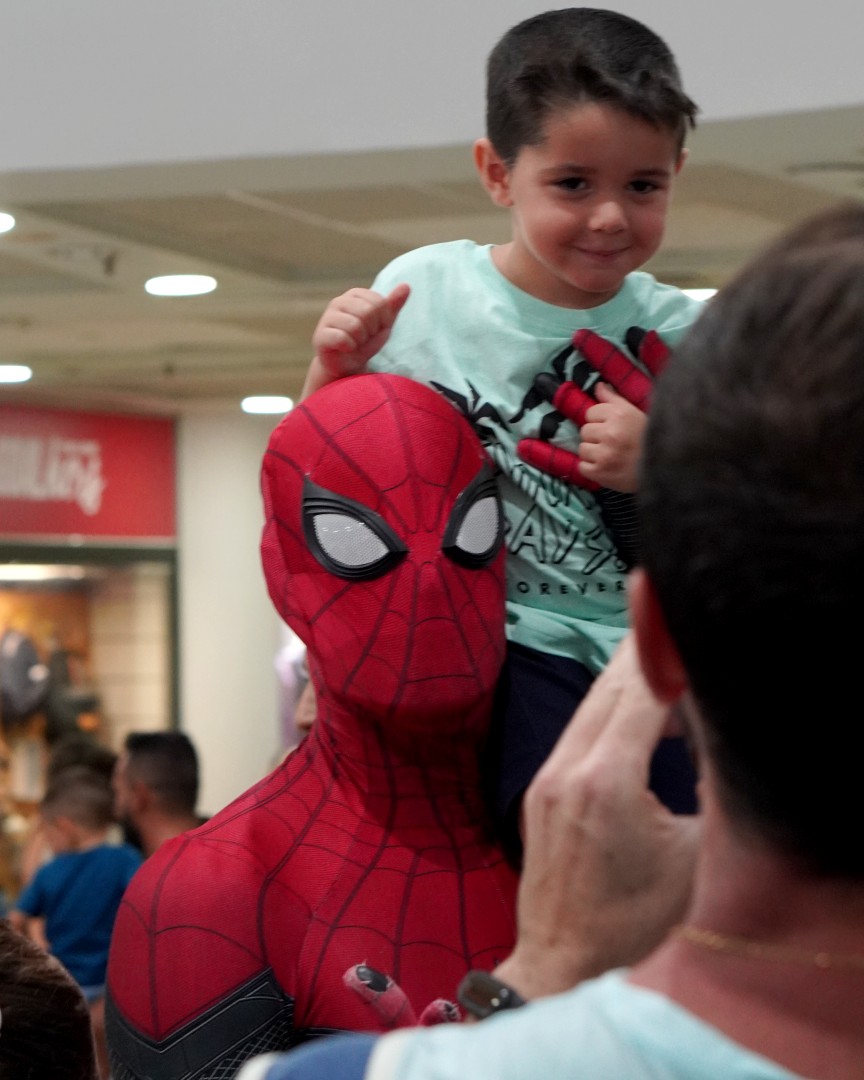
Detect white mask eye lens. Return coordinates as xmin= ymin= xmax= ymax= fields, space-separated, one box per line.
xmin=453 ymin=496 xmax=500 ymax=556
xmin=313 ymin=514 xmax=389 ymax=569
xmin=443 ymin=466 xmax=504 ymax=569
xmin=303 ymin=478 xmax=407 ymax=581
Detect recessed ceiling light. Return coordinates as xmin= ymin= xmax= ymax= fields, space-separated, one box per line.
xmin=145 ymin=274 xmax=217 ymax=297
xmin=241 ymin=395 xmax=294 ymax=415
xmin=682 ymin=288 xmax=718 ymax=302
xmin=0 ymin=364 xmax=32 ymax=383
xmin=0 ymin=212 xmax=15 ymax=234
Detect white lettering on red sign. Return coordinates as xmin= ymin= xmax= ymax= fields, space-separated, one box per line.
xmin=0 ymin=436 xmax=106 ymax=515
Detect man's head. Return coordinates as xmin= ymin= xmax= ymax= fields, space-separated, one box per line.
xmin=113 ymin=731 xmax=200 ymax=833
xmin=635 ymin=201 xmax=864 ymax=878
xmin=484 ymin=8 xmax=697 ymax=166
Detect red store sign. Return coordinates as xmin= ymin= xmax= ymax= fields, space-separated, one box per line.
xmin=0 ymin=405 xmax=176 ymax=541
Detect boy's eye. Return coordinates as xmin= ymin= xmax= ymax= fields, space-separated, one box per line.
xmin=556 ymin=176 xmax=587 ymax=192
xmin=629 ymin=179 xmax=661 ymax=194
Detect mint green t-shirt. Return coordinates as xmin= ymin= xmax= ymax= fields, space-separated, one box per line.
xmin=364 ymin=970 xmax=806 ymax=1080
xmin=370 ymin=241 xmax=703 ymax=672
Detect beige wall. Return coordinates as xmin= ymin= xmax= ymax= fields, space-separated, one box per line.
xmin=177 ymin=409 xmax=284 ymax=817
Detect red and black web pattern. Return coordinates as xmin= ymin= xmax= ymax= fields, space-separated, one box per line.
xmin=106 ymin=375 xmax=519 ymax=1080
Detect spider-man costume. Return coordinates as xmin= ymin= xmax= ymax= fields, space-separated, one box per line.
xmin=105 ymin=373 xmax=518 ymax=1080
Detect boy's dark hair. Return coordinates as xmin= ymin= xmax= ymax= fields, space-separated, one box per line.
xmin=0 ymin=921 xmax=97 ymax=1079
xmin=47 ymin=731 xmax=117 ymax=785
xmin=124 ymin=730 xmax=199 ymax=815
xmin=638 ymin=201 xmax=864 ymax=878
xmin=486 ymin=7 xmax=698 ymax=164
xmin=41 ymin=765 xmax=115 ymax=832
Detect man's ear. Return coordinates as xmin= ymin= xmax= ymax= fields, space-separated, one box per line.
xmin=473 ymin=138 xmax=514 ymax=208
xmin=130 ymin=778 xmax=152 ymax=814
xmin=628 ymin=567 xmax=687 ymax=703
xmin=674 ymin=147 xmax=688 ymax=176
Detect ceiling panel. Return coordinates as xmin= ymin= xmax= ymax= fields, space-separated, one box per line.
xmin=1 ymin=104 xmax=862 ymax=415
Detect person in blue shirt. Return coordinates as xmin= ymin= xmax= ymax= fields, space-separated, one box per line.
xmin=9 ymin=763 xmax=142 ymax=1079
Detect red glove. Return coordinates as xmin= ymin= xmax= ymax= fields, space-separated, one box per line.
xmin=517 ymin=327 xmax=670 ymax=489
xmin=343 ymin=964 xmax=462 ymax=1027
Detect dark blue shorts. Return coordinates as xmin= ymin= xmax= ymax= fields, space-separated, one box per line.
xmin=484 ymin=641 xmax=699 ymax=862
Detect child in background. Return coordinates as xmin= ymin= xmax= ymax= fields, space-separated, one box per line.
xmin=304 ymin=8 xmax=703 ymax=858
xmin=9 ymin=765 xmax=142 ymax=1079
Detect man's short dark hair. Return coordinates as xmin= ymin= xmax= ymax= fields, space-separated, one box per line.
xmin=485 ymin=7 xmax=698 ymax=165
xmin=639 ymin=201 xmax=864 ymax=878
xmin=124 ymin=730 xmax=199 ymax=816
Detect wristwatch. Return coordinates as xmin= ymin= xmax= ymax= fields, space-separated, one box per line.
xmin=457 ymin=969 xmax=526 ymax=1020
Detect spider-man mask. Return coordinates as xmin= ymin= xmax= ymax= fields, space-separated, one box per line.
xmin=260 ymin=373 xmax=507 ymax=740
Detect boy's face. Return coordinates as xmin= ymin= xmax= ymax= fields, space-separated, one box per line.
xmin=475 ymin=101 xmax=684 ymax=308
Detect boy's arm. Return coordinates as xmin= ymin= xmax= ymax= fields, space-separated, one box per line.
xmin=302 ymin=283 xmax=411 ymax=400
xmin=7 ymin=909 xmax=49 ymax=950
xmin=7 ymin=908 xmax=28 ymax=934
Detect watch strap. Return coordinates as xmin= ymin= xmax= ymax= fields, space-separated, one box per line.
xmin=456 ymin=969 xmax=526 ymax=1020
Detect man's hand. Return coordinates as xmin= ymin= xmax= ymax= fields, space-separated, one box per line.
xmin=312 ymin=284 xmax=411 ymax=379
xmin=493 ymin=636 xmax=701 ymax=1001
xmin=518 ymin=327 xmax=670 ymax=492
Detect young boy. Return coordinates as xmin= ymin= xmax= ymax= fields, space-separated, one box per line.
xmin=304 ymin=8 xmax=702 ymax=858
xmin=9 ymin=766 xmax=142 ymax=1078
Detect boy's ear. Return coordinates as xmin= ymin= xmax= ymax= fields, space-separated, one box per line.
xmin=628 ymin=567 xmax=687 ymax=703
xmin=674 ymin=147 xmax=688 ymax=175
xmin=52 ymin=815 xmax=78 ymax=843
xmin=473 ymin=138 xmax=514 ymax=208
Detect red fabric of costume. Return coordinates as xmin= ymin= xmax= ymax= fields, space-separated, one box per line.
xmin=105 ymin=374 xmax=518 ymax=1079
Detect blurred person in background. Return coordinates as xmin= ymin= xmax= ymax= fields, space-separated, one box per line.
xmin=112 ymin=730 xmax=204 ymax=857
xmin=8 ymin=765 xmax=142 ymax=1079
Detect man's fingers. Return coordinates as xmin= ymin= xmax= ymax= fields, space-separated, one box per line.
xmin=536 ymin=636 xmax=671 ymax=773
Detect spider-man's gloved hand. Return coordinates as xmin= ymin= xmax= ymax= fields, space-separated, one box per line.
xmin=517 ymin=327 xmax=670 ymax=569
xmin=344 ymin=964 xmax=462 ymax=1027
xmin=517 ymin=326 xmax=670 ymax=490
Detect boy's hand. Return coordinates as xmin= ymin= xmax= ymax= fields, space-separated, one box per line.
xmin=312 ymin=283 xmax=411 ymax=378
xmin=572 ymin=383 xmax=646 ymax=492
xmin=492 ymin=635 xmax=701 ymax=1001
xmin=517 ymin=327 xmax=670 ymax=492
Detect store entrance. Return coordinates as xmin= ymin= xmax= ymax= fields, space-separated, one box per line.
xmin=0 ymin=545 xmax=177 ymax=907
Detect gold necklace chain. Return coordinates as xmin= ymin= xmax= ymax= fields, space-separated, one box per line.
xmin=673 ymin=924 xmax=864 ymax=971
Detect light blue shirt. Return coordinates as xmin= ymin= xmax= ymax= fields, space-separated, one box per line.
xmin=239 ymin=970 xmax=806 ymax=1080
xmin=368 ymin=241 xmax=703 ymax=672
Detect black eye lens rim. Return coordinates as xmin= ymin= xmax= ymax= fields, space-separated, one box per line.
xmin=302 ymin=477 xmax=407 ymax=581
xmin=442 ymin=465 xmax=505 ymax=569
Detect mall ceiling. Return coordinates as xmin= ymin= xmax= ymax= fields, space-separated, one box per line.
xmin=0 ymin=103 xmax=862 ymax=416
